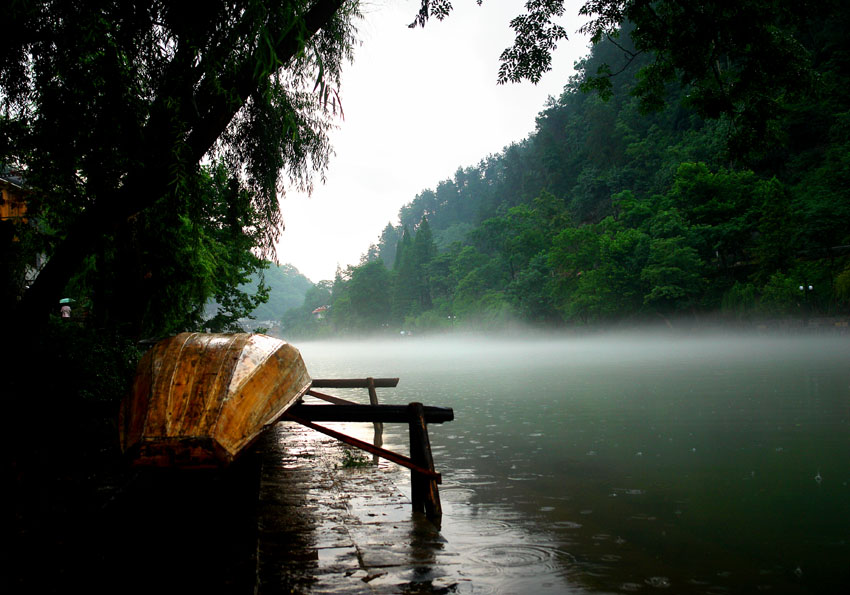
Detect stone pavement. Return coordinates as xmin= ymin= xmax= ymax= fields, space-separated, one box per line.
xmin=256 ymin=422 xmax=463 ymax=594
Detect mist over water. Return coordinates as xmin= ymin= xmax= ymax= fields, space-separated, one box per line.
xmin=294 ymin=331 xmax=850 ymax=593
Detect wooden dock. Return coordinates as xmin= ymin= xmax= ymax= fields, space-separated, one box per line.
xmin=283 ymin=377 xmax=453 ymax=524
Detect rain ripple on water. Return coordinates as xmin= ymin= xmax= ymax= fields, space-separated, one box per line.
xmin=468 ymin=543 xmax=573 ymax=578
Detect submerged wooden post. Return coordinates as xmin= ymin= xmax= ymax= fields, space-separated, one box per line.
xmin=367 ymin=377 xmax=384 ymax=452
xmin=408 ymin=402 xmax=442 ymax=523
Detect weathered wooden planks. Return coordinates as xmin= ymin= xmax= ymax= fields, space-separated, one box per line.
xmin=119 ymin=332 xmax=311 ymax=468
xmin=310 ymin=378 xmax=399 ymax=389
xmin=287 ymin=403 xmax=454 ymax=424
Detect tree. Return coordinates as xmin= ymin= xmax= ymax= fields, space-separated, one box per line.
xmin=1 ymin=0 xmax=592 ymax=332
xmin=1 ymin=0 xmax=357 ymax=332
xmin=240 ymin=263 xmax=314 ymax=323
xmin=391 ymin=218 xmax=437 ymax=322
xmin=347 ymin=260 xmax=392 ymax=329
xmin=281 ymin=280 xmax=332 ymax=337
xmin=377 ymin=223 xmax=401 ymax=268
xmin=393 ymin=226 xmax=413 ymax=272
xmin=667 ymin=163 xmax=759 ymax=277
xmin=578 ymin=0 xmax=820 ymax=156
xmin=641 ymin=236 xmax=703 ymax=311
xmin=139 ymin=163 xmax=274 ymax=335
xmin=5 ymin=0 xmax=847 ymax=336
xmin=410 ymin=217 xmax=437 ymax=311
xmin=391 ymin=225 xmax=415 ymax=321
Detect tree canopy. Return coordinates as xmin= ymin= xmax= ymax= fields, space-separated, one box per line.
xmin=3 ymin=0 xmax=844 ymax=337
xmin=1 ymin=0 xmax=357 ymax=333
xmin=0 ymin=0 xmax=590 ymax=335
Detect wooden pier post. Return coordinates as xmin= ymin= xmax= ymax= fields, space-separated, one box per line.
xmin=367 ymin=377 xmax=383 ymax=462
xmin=408 ymin=402 xmax=442 ymax=523
xmin=288 ymin=378 xmax=452 ymax=524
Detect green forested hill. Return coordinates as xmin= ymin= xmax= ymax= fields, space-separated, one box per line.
xmin=289 ymin=10 xmax=850 ymax=335
xmin=245 ymin=263 xmax=313 ymax=322
xmin=205 ymin=262 xmax=312 ymax=329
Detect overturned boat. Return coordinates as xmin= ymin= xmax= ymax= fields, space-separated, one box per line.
xmin=119 ymin=332 xmax=311 ymax=468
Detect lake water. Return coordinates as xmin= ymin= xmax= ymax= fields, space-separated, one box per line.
xmin=294 ymin=332 xmax=849 ymax=594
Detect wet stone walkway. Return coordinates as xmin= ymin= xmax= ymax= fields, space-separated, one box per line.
xmin=257 ymin=422 xmax=463 ymax=594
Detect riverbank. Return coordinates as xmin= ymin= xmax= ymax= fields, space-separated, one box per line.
xmin=8 ymin=409 xmax=463 ymax=593
xmin=257 ymin=422 xmax=461 ymax=594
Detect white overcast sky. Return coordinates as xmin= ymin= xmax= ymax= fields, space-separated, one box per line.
xmin=275 ymin=0 xmax=591 ymax=282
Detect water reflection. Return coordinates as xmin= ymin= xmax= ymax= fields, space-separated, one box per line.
xmin=296 ymin=332 xmax=850 ymax=593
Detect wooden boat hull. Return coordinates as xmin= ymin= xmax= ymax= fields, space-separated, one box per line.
xmin=119 ymin=333 xmax=311 ymax=468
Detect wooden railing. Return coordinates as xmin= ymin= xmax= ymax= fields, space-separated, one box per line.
xmin=281 ymin=377 xmax=453 ymax=524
